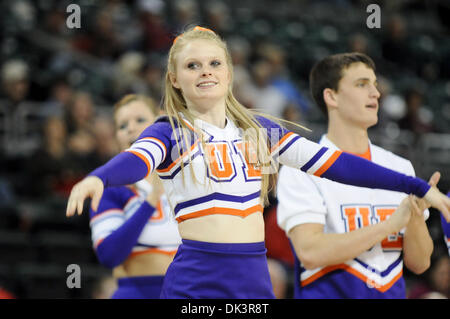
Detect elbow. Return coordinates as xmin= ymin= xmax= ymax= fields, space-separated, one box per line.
xmin=406 ymin=258 xmax=431 ymax=275
xmin=297 ymin=249 xmax=321 ymax=270
xmin=95 ymin=245 xmax=124 ymax=268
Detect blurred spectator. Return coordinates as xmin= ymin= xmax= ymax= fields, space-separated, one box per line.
xmin=87 ymin=8 xmax=123 ymax=59
xmin=0 ymin=59 xmax=30 ymax=105
xmin=65 ymin=91 xmax=96 ymax=135
xmin=0 ymin=59 xmax=44 ymax=158
xmin=172 ymin=0 xmax=200 ymax=32
xmin=398 ymin=87 xmax=437 ymax=134
xmin=257 ymin=42 xmax=310 ymax=115
xmin=377 ymin=76 xmax=407 ymax=125
xmin=43 ymin=3 xmax=70 ymax=39
xmin=204 ymin=1 xmax=234 ymax=37
xmin=408 ymin=254 xmax=449 ymax=299
xmin=381 ymin=15 xmax=414 ymax=72
xmin=244 ymin=59 xmax=289 ymax=117
xmin=139 ymin=55 xmax=165 ymax=104
xmin=64 ymin=91 xmax=100 ymax=179
xmin=40 ymin=77 xmax=74 ymax=119
xmin=348 ymin=33 xmax=369 ymax=55
xmin=112 ymin=51 xmax=146 ymax=99
xmin=228 ymin=36 xmax=252 ymax=107
xmin=91 ymin=115 xmax=119 ymax=166
xmin=138 ymin=0 xmax=172 ymax=52
xmin=23 ymin=115 xmax=98 ymax=198
xmin=24 ymin=116 xmax=73 ymax=198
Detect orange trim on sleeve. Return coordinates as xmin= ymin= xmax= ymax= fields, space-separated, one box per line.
xmin=127 ymin=150 xmax=151 ymax=177
xmin=313 ymin=150 xmax=342 ymax=177
xmin=270 ymin=132 xmax=295 ymax=153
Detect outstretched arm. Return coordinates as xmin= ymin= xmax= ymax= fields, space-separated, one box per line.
xmin=66 ymin=152 xmax=149 ymax=216
xmin=66 ymin=124 xmax=169 ymax=217
xmin=273 ymin=133 xmax=450 ymax=221
xmin=258 ymin=116 xmax=450 ymax=220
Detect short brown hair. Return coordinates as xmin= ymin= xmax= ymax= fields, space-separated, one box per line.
xmin=309 ymin=52 xmax=376 ymax=119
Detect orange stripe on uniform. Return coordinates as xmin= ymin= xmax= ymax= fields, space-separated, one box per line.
xmin=314 ymin=150 xmax=342 ymax=177
xmin=157 ymin=139 xmax=200 ymax=173
xmin=127 ymin=150 xmax=151 ymax=177
xmin=129 ymin=248 xmax=177 ymax=258
xmin=175 ymin=205 xmax=264 ymax=223
xmin=270 ymin=132 xmax=294 ymax=153
xmin=301 ymin=264 xmax=403 ymax=293
xmin=139 ymin=137 xmax=167 ymax=157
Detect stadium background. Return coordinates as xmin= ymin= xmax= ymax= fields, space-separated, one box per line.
xmin=0 ymin=0 xmax=448 ymax=299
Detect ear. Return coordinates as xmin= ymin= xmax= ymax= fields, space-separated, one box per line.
xmin=323 ymin=88 xmax=338 ymax=110
xmin=169 ymin=72 xmax=180 ymax=89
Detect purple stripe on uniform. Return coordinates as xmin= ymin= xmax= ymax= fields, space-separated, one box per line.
xmin=278 ymin=135 xmax=301 ymax=156
xmin=135 ymin=139 xmax=166 ymax=160
xmin=174 ymin=191 xmax=261 ymax=214
xmin=300 ymin=146 xmax=327 ymax=172
xmin=354 ymin=255 xmax=402 ymax=277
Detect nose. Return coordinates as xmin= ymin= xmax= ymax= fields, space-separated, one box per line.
xmin=371 ymin=84 xmax=381 ymax=99
xmin=127 ymin=121 xmax=138 ymax=135
xmin=201 ymin=65 xmax=213 ymax=77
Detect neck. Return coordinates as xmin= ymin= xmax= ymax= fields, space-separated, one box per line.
xmin=327 ymin=118 xmax=370 ymax=154
xmin=187 ymin=100 xmax=227 ymax=128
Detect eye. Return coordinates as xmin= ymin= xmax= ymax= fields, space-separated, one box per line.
xmin=187 ymin=62 xmax=200 ymax=69
xmin=356 ymin=82 xmax=366 ymax=88
xmin=118 ymin=122 xmax=127 ymax=130
xmin=211 ymin=60 xmax=221 ymax=67
xmin=137 ymin=117 xmax=148 ymax=123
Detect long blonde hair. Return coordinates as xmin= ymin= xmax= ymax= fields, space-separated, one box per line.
xmin=164 ymin=26 xmax=304 ymax=205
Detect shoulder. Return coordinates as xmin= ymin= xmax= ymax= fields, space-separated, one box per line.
xmin=145 ymin=116 xmax=174 ymax=134
xmin=138 ymin=116 xmax=178 ymax=146
xmin=371 ymin=143 xmax=414 ymax=174
xmin=254 ymin=115 xmax=283 ymax=130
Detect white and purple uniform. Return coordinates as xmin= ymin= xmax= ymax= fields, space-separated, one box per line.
xmin=89 ymin=115 xmax=430 ymax=299
xmin=277 ymin=135 xmax=430 ymax=299
xmin=90 ymin=180 xmax=181 ymax=298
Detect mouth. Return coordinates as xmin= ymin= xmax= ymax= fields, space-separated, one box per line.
xmin=366 ymin=103 xmax=378 ymax=110
xmin=197 ymin=81 xmax=218 ymax=88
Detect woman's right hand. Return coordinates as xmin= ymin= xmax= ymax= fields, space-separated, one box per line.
xmin=66 ymin=176 xmax=104 ymax=217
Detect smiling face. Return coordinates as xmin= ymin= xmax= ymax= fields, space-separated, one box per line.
xmin=330 ymin=62 xmax=380 ymax=129
xmin=169 ymin=39 xmax=231 ymax=113
xmin=114 ymin=100 xmax=156 ymax=150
